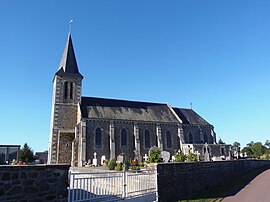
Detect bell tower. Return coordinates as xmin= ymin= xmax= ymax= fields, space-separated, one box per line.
xmin=48 ymin=34 xmax=83 ymax=164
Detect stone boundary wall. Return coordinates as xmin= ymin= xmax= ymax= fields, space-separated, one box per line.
xmin=0 ymin=164 xmax=70 ymax=202
xmin=157 ymin=160 xmax=270 ymax=202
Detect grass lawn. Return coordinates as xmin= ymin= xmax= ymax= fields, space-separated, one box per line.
xmin=179 ymin=165 xmax=270 ymax=202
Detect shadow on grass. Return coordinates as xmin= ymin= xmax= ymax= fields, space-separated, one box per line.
xmin=179 ymin=165 xmax=270 ymax=202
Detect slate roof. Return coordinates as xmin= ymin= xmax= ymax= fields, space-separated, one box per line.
xmin=80 ymin=97 xmax=212 ymax=126
xmin=80 ymin=97 xmax=179 ymax=123
xmin=172 ymin=108 xmax=211 ymax=125
xmin=55 ymin=34 xmax=83 ymax=78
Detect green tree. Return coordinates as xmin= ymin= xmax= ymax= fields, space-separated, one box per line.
xmin=241 ymin=146 xmax=253 ymax=157
xmin=232 ymin=142 xmax=241 ymax=157
xmin=173 ymin=150 xmax=186 ymax=162
xmin=252 ymin=142 xmax=266 ymax=159
xmin=265 ymin=140 xmax=270 ymax=148
xmin=247 ymin=141 xmax=254 ymax=148
xmin=147 ymin=148 xmax=163 ymax=163
xmin=19 ymin=143 xmax=36 ymax=163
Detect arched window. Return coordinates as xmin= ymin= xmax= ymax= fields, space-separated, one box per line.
xmin=166 ymin=131 xmax=172 ymax=148
xmin=144 ymin=130 xmax=150 ymax=148
xmin=64 ymin=81 xmax=68 ymax=99
xmin=69 ymin=82 xmax=73 ymax=99
xmin=204 ymin=133 xmax=208 ymax=143
xmin=95 ymin=128 xmax=102 ymax=148
xmin=121 ymin=129 xmax=127 ymax=147
xmin=188 ymin=132 xmax=193 ymax=144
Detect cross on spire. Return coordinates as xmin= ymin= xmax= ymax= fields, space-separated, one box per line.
xmin=69 ymin=19 xmax=73 ymax=34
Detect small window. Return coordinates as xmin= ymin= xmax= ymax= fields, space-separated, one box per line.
xmin=144 ymin=130 xmax=150 ymax=148
xmin=166 ymin=131 xmax=172 ymax=148
xmin=64 ymin=82 xmax=68 ymax=99
xmin=70 ymin=82 xmax=73 ymax=99
xmin=95 ymin=128 xmax=102 ymax=148
xmin=121 ymin=129 xmax=127 ymax=147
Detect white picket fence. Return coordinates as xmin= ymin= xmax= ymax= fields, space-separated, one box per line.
xmin=68 ymin=169 xmax=157 ymax=202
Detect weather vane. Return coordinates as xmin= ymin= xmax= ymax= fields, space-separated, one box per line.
xmin=69 ymin=19 xmax=73 ymax=34
xmin=190 ymin=102 xmax=193 ymax=110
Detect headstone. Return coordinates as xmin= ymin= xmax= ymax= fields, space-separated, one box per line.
xmin=93 ymin=152 xmax=98 ymax=166
xmin=143 ymin=154 xmax=148 ymax=162
xmin=101 ymin=155 xmax=106 ymax=166
xmin=161 ymin=151 xmax=170 ymax=163
xmin=204 ymin=144 xmax=210 ymax=161
xmin=117 ymin=155 xmax=124 ymax=163
xmin=172 ymin=155 xmax=175 ymax=162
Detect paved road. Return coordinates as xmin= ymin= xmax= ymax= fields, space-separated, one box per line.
xmin=222 ymin=168 xmax=270 ymax=202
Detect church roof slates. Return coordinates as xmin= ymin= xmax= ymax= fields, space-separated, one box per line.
xmin=172 ymin=108 xmax=211 ymax=125
xmin=80 ymin=97 xmax=179 ymax=123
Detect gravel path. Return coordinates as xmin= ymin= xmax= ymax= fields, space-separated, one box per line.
xmin=222 ymin=168 xmax=270 ymax=202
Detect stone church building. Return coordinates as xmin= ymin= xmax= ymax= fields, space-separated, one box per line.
xmin=48 ymin=35 xmax=230 ymax=166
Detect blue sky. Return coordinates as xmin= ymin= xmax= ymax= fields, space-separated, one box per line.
xmin=0 ymin=1 xmax=269 ymax=152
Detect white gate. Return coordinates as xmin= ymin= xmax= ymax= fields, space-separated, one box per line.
xmin=68 ymin=170 xmax=157 ymax=202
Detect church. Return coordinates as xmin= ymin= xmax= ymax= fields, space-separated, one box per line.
xmin=48 ymin=34 xmax=230 ymax=166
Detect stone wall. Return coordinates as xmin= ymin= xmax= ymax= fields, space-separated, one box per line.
xmin=58 ymin=133 xmax=74 ymax=164
xmin=0 ymin=164 xmax=70 ymax=202
xmin=157 ymin=160 xmax=270 ymax=202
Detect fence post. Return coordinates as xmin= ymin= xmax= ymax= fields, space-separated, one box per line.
xmin=123 ymin=170 xmax=127 ymax=199
xmin=155 ymin=171 xmax=159 ymax=202
xmin=68 ymin=171 xmax=70 ymax=202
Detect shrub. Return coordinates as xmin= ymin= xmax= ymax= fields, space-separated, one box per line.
xmin=124 ymin=159 xmax=130 ymax=170
xmin=174 ymin=150 xmax=186 ymax=162
xmin=147 ymin=148 xmax=163 ymax=163
xmin=116 ymin=162 xmax=123 ymax=171
xmin=187 ymin=153 xmax=198 ymax=162
xmin=130 ymin=165 xmax=140 ymax=171
xmin=103 ymin=159 xmax=109 ymax=166
xmin=108 ymin=158 xmax=116 ymax=170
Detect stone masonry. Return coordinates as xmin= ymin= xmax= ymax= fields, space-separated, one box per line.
xmin=0 ymin=164 xmax=70 ymax=202
xmin=157 ymin=160 xmax=270 ymax=202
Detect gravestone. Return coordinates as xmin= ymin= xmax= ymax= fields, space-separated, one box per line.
xmin=101 ymin=155 xmax=106 ymax=166
xmin=143 ymin=154 xmax=148 ymax=162
xmin=92 ymin=152 xmax=98 ymax=166
xmin=204 ymin=143 xmax=210 ymax=161
xmin=172 ymin=155 xmax=175 ymax=162
xmin=161 ymin=151 xmax=170 ymax=163
xmin=117 ymin=155 xmax=124 ymax=163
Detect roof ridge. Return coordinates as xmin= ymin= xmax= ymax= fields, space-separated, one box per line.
xmin=81 ymin=96 xmax=167 ymax=105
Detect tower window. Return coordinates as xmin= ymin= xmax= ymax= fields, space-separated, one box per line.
xmin=95 ymin=128 xmax=102 ymax=148
xmin=70 ymin=82 xmax=73 ymax=99
xmin=145 ymin=130 xmax=150 ymax=148
xmin=121 ymin=129 xmax=127 ymax=147
xmin=64 ymin=82 xmax=68 ymax=99
xmin=166 ymin=131 xmax=172 ymax=148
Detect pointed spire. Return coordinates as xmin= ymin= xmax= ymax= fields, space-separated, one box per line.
xmin=55 ymin=34 xmax=83 ymax=78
